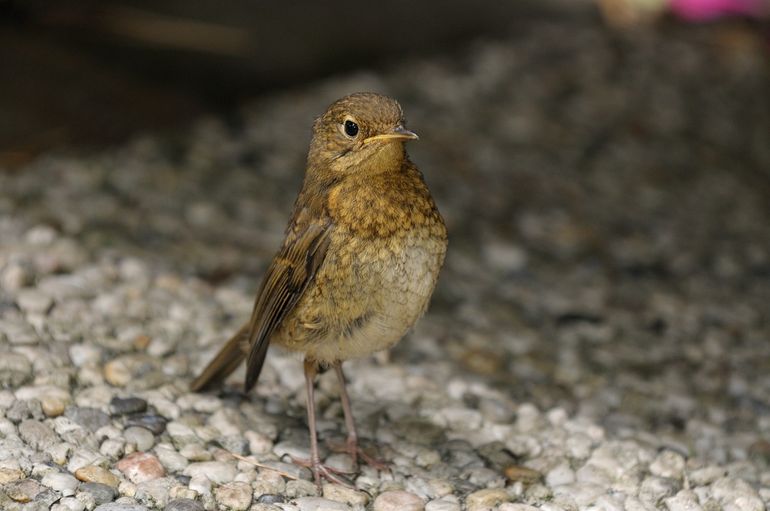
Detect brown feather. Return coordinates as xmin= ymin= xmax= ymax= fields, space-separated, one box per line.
xmin=243 ymin=220 xmax=331 ymax=391
xmin=189 ymin=323 xmax=249 ymax=392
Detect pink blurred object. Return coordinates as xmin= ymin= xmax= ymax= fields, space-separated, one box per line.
xmin=669 ymin=0 xmax=768 ymax=20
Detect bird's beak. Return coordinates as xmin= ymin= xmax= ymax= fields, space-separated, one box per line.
xmin=363 ymin=125 xmax=419 ymax=144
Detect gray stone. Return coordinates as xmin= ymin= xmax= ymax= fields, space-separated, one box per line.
xmin=664 ymin=489 xmax=703 ymax=511
xmin=56 ymin=496 xmax=87 ymax=511
xmin=273 ymin=441 xmax=312 ymax=461
xmin=256 ymin=460 xmax=311 ymax=481
xmin=19 ymin=419 xmax=58 ymax=450
xmin=217 ymin=434 xmax=249 ymax=455
xmin=109 ymin=398 xmax=147 ymax=416
xmin=183 ymin=461 xmax=236 ymax=484
xmin=214 ymin=481 xmax=252 ymax=510
xmin=134 ymin=477 xmax=176 ymax=508
xmin=425 ymin=498 xmax=461 ymax=511
xmin=639 ymin=476 xmax=680 ymax=506
xmin=165 ymin=499 xmax=205 ymax=511
xmin=16 ymin=289 xmax=53 ymax=314
xmin=6 ymin=398 xmax=44 ymax=423
xmin=293 ymin=497 xmax=351 ymax=511
xmin=41 ymin=472 xmax=80 ymax=496
xmin=498 ymin=505 xmax=540 ymax=511
xmin=710 ymin=477 xmax=764 ymax=511
xmin=374 ymin=490 xmax=425 ymax=511
xmin=124 ymin=427 xmax=154 ymax=452
xmin=3 ymin=478 xmax=47 ymax=502
xmin=65 ymin=407 xmax=111 ymax=432
xmin=93 ymin=504 xmax=149 ymax=511
xmin=155 ymin=445 xmax=189 ymax=472
xmin=258 ymin=494 xmax=285 ymax=504
xmin=124 ymin=415 xmax=167 ymax=435
xmin=285 ymin=479 xmax=319 ymax=498
xmin=0 ymin=353 xmax=32 ymax=387
xmin=465 ymin=488 xmax=510 ymax=511
xmin=79 ymin=482 xmax=117 ymax=505
xmin=689 ymin=466 xmax=726 ymax=487
xmin=322 ymin=484 xmax=369 ymax=507
xmin=650 ymin=450 xmax=686 ymax=480
xmin=0 ymin=318 xmax=39 ymax=345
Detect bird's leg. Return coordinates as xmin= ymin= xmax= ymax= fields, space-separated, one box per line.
xmin=293 ymin=358 xmax=354 ymax=489
xmin=332 ymin=361 xmax=388 ymax=471
xmin=333 ymin=362 xmax=359 ymax=467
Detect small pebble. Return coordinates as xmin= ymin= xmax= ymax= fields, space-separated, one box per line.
xmin=16 ymin=288 xmax=53 ymax=314
xmin=125 ymin=415 xmax=167 ymax=435
xmin=109 ymin=397 xmax=148 ymax=416
xmin=75 ymin=465 xmax=121 ymax=488
xmin=425 ymin=497 xmax=461 ymax=511
xmin=374 ymin=490 xmax=425 ymax=511
xmin=0 ymin=352 xmax=32 ymax=387
xmin=504 ymin=465 xmax=542 ymax=484
xmin=293 ymin=497 xmax=351 ymax=511
xmin=19 ymin=419 xmax=59 ymax=450
xmin=41 ymin=471 xmax=80 ymax=496
xmin=258 ymin=494 xmax=285 ymax=504
xmin=664 ymin=489 xmax=703 ymax=511
xmin=65 ymin=407 xmax=111 ymax=432
xmin=56 ymin=496 xmax=87 ymax=511
xmin=4 ymin=478 xmax=46 ymax=503
xmin=155 ymin=445 xmax=189 ymax=472
xmin=116 ymin=452 xmax=166 ymax=484
xmin=101 ymin=438 xmax=126 ymax=458
xmin=323 ymin=484 xmax=369 ymax=506
xmin=285 ymin=479 xmax=319 ymax=498
xmin=0 ymin=467 xmax=25 ymax=484
xmin=165 ymin=498 xmax=205 ymax=511
xmin=124 ymin=427 xmax=155 ymax=452
xmin=465 ymin=488 xmax=510 ymax=511
xmin=188 ymin=474 xmax=211 ymax=496
xmin=179 ymin=443 xmax=211 ymax=461
xmin=214 ymin=481 xmax=253 ymax=510
xmin=650 ymin=450 xmax=686 ymax=480
xmin=639 ymin=476 xmax=680 ymax=506
xmin=245 ymin=430 xmax=274 ymax=455
xmin=183 ymin=461 xmax=236 ymax=484
xmin=92 ymin=503 xmax=149 ymax=511
xmin=80 ymin=482 xmax=118 ymax=505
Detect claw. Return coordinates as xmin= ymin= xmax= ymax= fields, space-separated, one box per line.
xmin=327 ymin=439 xmax=389 ymax=472
xmin=289 ymin=455 xmax=356 ymax=489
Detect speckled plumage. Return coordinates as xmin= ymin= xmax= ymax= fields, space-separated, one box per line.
xmin=190 ymin=92 xmax=447 ymax=486
xmin=277 ymin=161 xmax=446 ymax=364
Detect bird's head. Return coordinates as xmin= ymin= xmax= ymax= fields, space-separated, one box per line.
xmin=307 ymin=92 xmax=418 ymax=176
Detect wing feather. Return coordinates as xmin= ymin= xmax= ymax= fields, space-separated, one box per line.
xmin=243 ymin=220 xmax=331 ymax=391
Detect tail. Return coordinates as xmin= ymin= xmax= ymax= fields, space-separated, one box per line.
xmin=190 ymin=323 xmax=250 ymax=392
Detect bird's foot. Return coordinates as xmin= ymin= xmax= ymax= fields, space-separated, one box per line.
xmin=289 ymin=455 xmax=356 ymax=489
xmin=327 ymin=438 xmax=389 ymax=472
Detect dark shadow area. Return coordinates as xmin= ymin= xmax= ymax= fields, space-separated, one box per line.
xmin=0 ymin=0 xmax=587 ymax=166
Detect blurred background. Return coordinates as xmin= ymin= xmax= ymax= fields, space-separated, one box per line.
xmin=4 ymin=0 xmax=767 ymax=166
xmin=2 ymin=0 xmax=582 ymax=166
xmin=2 ymin=0 xmax=769 ymax=448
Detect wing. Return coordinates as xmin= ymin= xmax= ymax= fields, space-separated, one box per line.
xmin=243 ymin=219 xmax=332 ymax=391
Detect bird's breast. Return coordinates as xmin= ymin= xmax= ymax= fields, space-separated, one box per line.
xmin=275 ymin=224 xmax=446 ymax=364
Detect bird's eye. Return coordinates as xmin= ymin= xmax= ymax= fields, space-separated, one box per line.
xmin=343 ymin=120 xmax=359 ymax=138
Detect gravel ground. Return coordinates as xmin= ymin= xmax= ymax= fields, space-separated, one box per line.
xmin=1 ymin=17 xmax=769 ymax=511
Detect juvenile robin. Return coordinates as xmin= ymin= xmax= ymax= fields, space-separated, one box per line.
xmin=190 ymin=92 xmax=447 ymax=486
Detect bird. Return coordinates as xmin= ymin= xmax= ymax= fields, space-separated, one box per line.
xmin=190 ymin=92 xmax=447 ymax=487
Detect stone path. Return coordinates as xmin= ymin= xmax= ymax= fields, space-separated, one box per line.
xmin=1 ymin=17 xmax=769 ymax=511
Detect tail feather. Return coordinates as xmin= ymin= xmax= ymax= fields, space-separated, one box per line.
xmin=190 ymin=324 xmax=250 ymax=392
